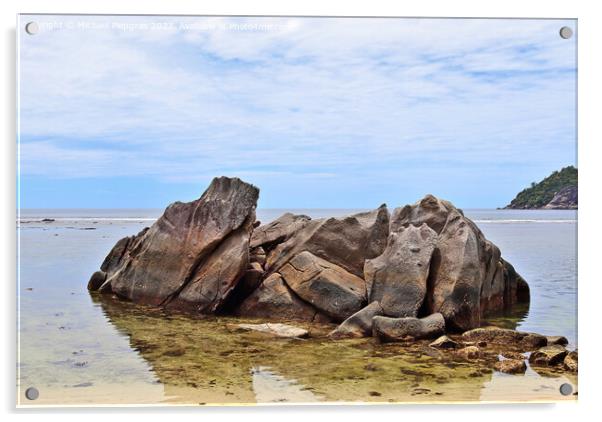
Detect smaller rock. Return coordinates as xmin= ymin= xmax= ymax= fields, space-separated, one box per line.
xmin=494 ymin=359 xmax=527 ymax=374
xmin=429 ymin=335 xmax=459 ymax=349
xmin=456 ymin=346 xmax=481 ymax=360
xmin=546 ymin=335 xmax=569 ymax=346
xmin=563 ymin=350 xmax=578 ymax=372
xmin=528 ymin=345 xmax=568 ymax=366
xmin=500 ymin=351 xmax=525 ymax=360
xmin=461 ymin=327 xmax=547 ymax=349
xmin=372 ymin=313 xmax=445 ymax=342
xmin=87 ymin=270 xmax=107 ymax=291
xmin=235 ymin=323 xmax=309 ymax=338
xmin=329 ymin=301 xmax=384 ymax=339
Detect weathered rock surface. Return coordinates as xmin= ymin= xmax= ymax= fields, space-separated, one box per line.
xmin=87 ymin=270 xmax=106 ymax=291
xmin=250 ymin=213 xmax=311 ymax=250
xmin=90 ymin=177 xmax=259 ymax=312
xmin=500 ymin=351 xmax=525 ymax=360
xmin=494 ymin=359 xmax=527 ymax=374
xmin=456 ymin=346 xmax=481 ymax=360
xmin=279 ymin=251 xmax=367 ymax=321
xmin=563 ymin=350 xmax=578 ymax=372
xmin=329 ymin=301 xmax=384 ymax=339
xmin=372 ymin=313 xmax=445 ymax=341
xmin=429 ymin=335 xmax=459 ymax=349
xmin=265 ymin=205 xmax=390 ymax=278
xmin=391 ymin=195 xmax=529 ymax=331
xmin=546 ymin=335 xmax=569 ymax=346
xmin=365 ymin=223 xmax=437 ymax=317
xmin=529 ymin=345 xmax=568 ymax=366
xmin=235 ymin=323 xmax=309 ymax=338
xmin=461 ymin=327 xmax=547 ymax=350
xmin=234 ymin=273 xmax=328 ymax=322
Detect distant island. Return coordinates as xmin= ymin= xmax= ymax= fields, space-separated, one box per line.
xmin=505 ymin=166 xmax=577 ymax=210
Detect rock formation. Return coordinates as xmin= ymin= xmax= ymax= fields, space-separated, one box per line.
xmin=89 ymin=176 xmax=259 ymax=313
xmin=365 ymin=223 xmax=437 ymax=318
xmin=88 ymin=176 xmax=530 ymax=337
xmin=372 ymin=313 xmax=446 ymax=341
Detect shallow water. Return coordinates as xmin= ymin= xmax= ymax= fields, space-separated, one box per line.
xmin=16 ymin=208 xmax=577 ymax=406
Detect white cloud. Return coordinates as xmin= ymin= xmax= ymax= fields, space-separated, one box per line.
xmin=18 ymin=15 xmax=576 ymax=189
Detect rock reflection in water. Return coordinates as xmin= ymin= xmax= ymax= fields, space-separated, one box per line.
xmin=93 ymin=294 xmax=573 ymax=404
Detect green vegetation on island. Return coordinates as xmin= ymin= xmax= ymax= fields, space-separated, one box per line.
xmin=505 ymin=166 xmax=577 ymax=209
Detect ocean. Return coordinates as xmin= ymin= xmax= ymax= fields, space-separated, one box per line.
xmin=16 ymin=208 xmax=577 ymax=405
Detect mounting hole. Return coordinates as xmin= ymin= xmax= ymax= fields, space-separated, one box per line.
xmin=25 ymin=22 xmax=39 ymax=35
xmin=25 ymin=387 xmax=39 ymax=400
xmin=559 ymin=26 xmax=573 ymax=39
xmin=559 ymin=383 xmax=573 ymax=396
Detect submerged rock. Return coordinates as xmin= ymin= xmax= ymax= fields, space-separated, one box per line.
xmin=329 ymin=301 xmax=384 ymax=339
xmin=365 ymin=223 xmax=437 ymax=317
xmin=235 ymin=323 xmax=309 ymax=338
xmin=372 ymin=313 xmax=445 ymax=341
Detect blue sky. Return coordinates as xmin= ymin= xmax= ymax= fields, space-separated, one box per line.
xmin=18 ymin=16 xmax=576 ymax=209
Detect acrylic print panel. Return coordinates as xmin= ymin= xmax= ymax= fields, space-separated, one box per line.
xmin=16 ymin=15 xmax=577 ymax=406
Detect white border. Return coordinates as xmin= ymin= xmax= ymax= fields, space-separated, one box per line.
xmin=3 ymin=1 xmax=600 ymax=421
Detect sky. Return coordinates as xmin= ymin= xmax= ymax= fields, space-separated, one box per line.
xmin=18 ymin=16 xmax=577 ymax=209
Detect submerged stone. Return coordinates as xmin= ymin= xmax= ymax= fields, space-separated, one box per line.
xmin=235 ymin=323 xmax=309 ymax=338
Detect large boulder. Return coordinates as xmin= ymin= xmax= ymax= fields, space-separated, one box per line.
xmin=265 ymin=205 xmax=390 ymax=278
xmin=328 ymin=301 xmax=384 ymax=339
xmin=365 ymin=223 xmax=437 ymax=317
xmin=392 ymin=195 xmax=529 ymax=331
xmin=372 ymin=313 xmax=445 ymax=341
xmin=89 ymin=177 xmax=259 ymax=313
xmin=234 ymin=273 xmax=328 ymax=322
xmin=279 ymin=251 xmax=367 ymax=321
